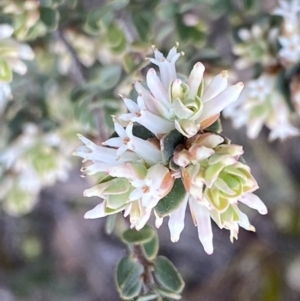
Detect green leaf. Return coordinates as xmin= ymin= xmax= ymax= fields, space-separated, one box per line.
xmin=70 ymin=86 xmax=91 ymax=103
xmin=243 ymin=0 xmax=255 ymax=10
xmin=132 ymin=125 xmax=156 ymax=140
xmin=0 ymin=58 xmax=12 ymax=83
xmin=106 ymin=191 xmax=131 ymax=210
xmin=84 ymin=7 xmax=114 ymax=35
xmin=92 ymin=65 xmax=122 ymax=91
xmin=115 ymin=256 xmax=144 ymax=300
xmin=141 ymin=229 xmax=159 ymax=261
xmin=39 ymin=7 xmax=58 ymax=30
xmin=122 ymin=225 xmax=155 ymax=245
xmin=105 ymin=214 xmax=117 ymax=234
xmin=74 ymin=100 xmax=96 ymax=130
xmin=132 ymin=14 xmax=151 ymax=41
xmin=205 ymin=119 xmax=222 ymax=133
xmin=108 ymin=0 xmax=129 ymax=10
xmin=153 ymin=256 xmax=184 ymax=294
xmin=160 ymin=129 xmax=185 ymax=165
xmin=155 ymin=178 xmax=187 ymax=217
xmin=104 ymin=178 xmax=130 ymax=195
xmin=123 ymin=53 xmax=135 ymax=73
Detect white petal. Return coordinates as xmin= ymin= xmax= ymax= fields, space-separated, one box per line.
xmin=236 ymin=207 xmax=256 ymax=232
xmin=123 ymin=97 xmax=139 ymax=113
xmin=114 ymin=122 xmax=126 ymax=138
xmin=135 ymin=82 xmax=160 ymax=115
xmin=198 ymin=82 xmax=244 ymax=123
xmin=137 ymin=110 xmax=174 ymax=136
xmin=0 ymin=24 xmax=14 ymax=39
xmin=239 ymin=192 xmax=268 ymax=215
xmin=146 ymin=69 xmax=169 ymax=108
xmin=132 ymin=137 xmax=161 ymax=165
xmin=103 ymin=137 xmax=123 ymax=148
xmin=17 ymin=44 xmax=34 ymax=60
xmin=187 ymin=62 xmax=205 ymax=99
xmin=189 ymin=198 xmax=214 ymax=254
xmin=135 ymin=210 xmax=151 ymax=230
xmin=155 ymin=212 xmax=164 ymax=228
xmin=168 ymin=195 xmax=188 ymax=242
xmin=84 ymin=203 xmax=107 ymax=219
xmin=130 ymin=188 xmax=143 ymax=201
xmin=202 ymin=70 xmax=228 ymax=103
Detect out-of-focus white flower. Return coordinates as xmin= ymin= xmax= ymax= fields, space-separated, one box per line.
xmin=52 ymin=29 xmax=96 ymax=75
xmin=273 ymin=0 xmax=300 ymax=33
xmin=233 ymin=24 xmax=278 ymax=69
xmin=224 ymin=74 xmax=299 ymax=140
xmin=0 ymin=24 xmax=34 ymax=81
xmin=0 ymin=123 xmax=74 ymax=216
xmin=278 ymin=34 xmax=300 ymax=63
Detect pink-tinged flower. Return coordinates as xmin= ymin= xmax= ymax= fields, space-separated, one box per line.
xmin=159 ymin=132 xmax=267 ymax=254
xmin=102 ymin=122 xmax=162 ymax=165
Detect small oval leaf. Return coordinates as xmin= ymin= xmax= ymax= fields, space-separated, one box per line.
xmin=116 ymin=256 xmax=144 ymax=300
xmin=141 ymin=230 xmax=159 ymax=261
xmin=155 ymin=178 xmax=187 ymax=217
xmin=160 ymin=129 xmax=185 ymax=165
xmin=122 ymin=225 xmax=155 ymax=244
xmin=153 ymin=256 xmax=184 ymax=294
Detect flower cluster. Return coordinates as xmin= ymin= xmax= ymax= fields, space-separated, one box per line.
xmin=0 ymin=124 xmax=72 ymax=216
xmin=74 ymin=45 xmax=267 ymax=254
xmin=274 ymin=0 xmax=300 ymax=65
xmin=232 ymin=23 xmax=278 ymax=69
xmin=0 ymin=24 xmax=34 ymax=114
xmin=226 ymin=0 xmax=300 ymax=140
xmin=224 ymin=74 xmax=299 ymax=140
xmin=0 ymin=0 xmax=41 ymax=40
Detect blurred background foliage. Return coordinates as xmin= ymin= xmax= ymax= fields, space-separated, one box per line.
xmin=1 ymin=0 xmax=300 ymax=300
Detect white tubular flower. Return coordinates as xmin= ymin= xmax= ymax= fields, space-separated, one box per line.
xmin=149 ymin=44 xmax=181 ymax=89
xmin=109 ymin=45 xmax=243 ymax=140
xmin=119 ymin=95 xmax=174 ymax=136
xmin=103 ymin=122 xmax=162 ymax=165
xmin=167 ymin=195 xmax=213 ymax=254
